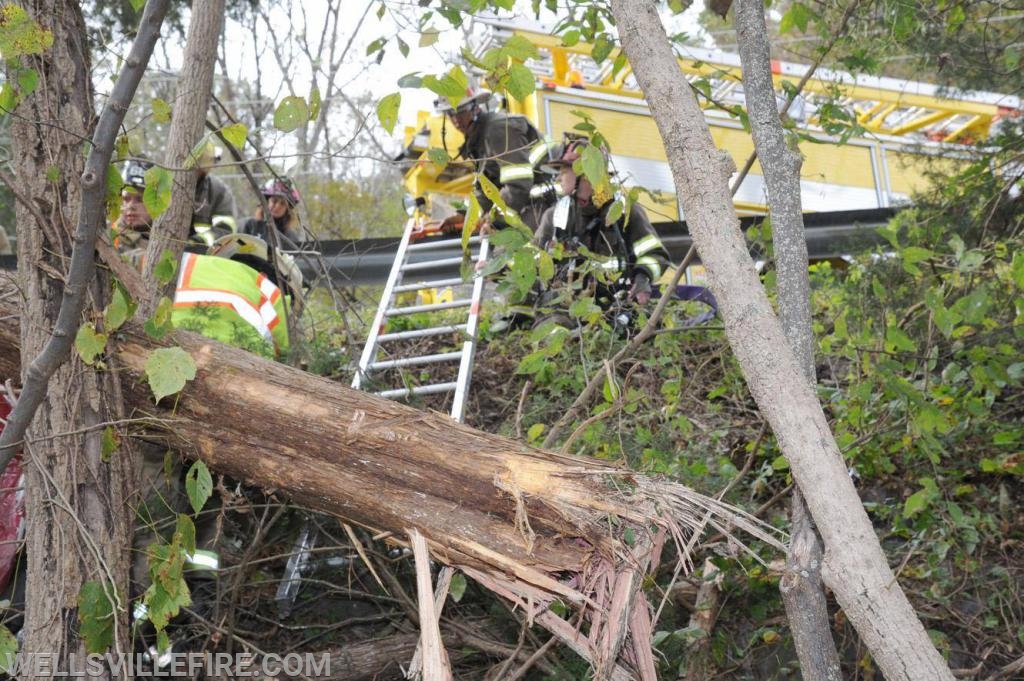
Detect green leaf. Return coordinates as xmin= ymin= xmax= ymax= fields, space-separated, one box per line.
xmin=419 ymin=29 xmax=440 ymax=48
xmin=622 ymin=526 xmax=636 ymax=547
xmin=0 ymin=625 xmax=18 ymax=672
xmin=903 ymin=488 xmax=932 ymax=518
xmin=462 ymin=194 xmax=481 ymax=254
xmin=106 ymin=163 xmax=124 ymax=219
xmin=449 ymin=572 xmax=467 ymax=602
xmin=885 ymin=326 xmax=916 ymax=353
xmin=569 ymin=296 xmax=601 ymax=322
xmin=508 ymin=248 xmax=538 ymax=296
xmin=536 ymin=249 xmax=554 ymax=282
xmin=502 ymin=35 xmax=539 ymax=61
xmin=1004 ymin=46 xmax=1021 ymax=72
xmin=16 ymin=67 xmax=37 ymax=97
xmin=75 ymin=324 xmax=107 ymax=365
xmin=273 ymin=96 xmax=310 ymax=133
xmin=779 ymin=2 xmax=812 ymax=33
xmin=143 ymin=165 xmax=173 ymax=219
xmin=128 ymin=0 xmax=145 ymax=10
xmin=366 ymin=37 xmax=386 ymax=55
xmin=901 ymin=246 xmax=934 ymax=275
xmin=516 ymin=349 xmax=549 ymax=375
xmin=958 ymin=250 xmax=985 ymax=272
xmin=176 ymin=514 xmax=197 ymax=555
xmin=101 ymin=426 xmax=119 ymax=462
xmin=105 ymin=282 xmax=135 ymax=331
xmin=153 ymin=249 xmax=178 ymax=286
xmin=185 ymin=460 xmax=213 ymax=515
xmin=526 ymin=423 xmax=545 ymax=443
xmin=578 ymin=144 xmax=609 ymax=194
xmin=505 ymin=63 xmax=535 ymax=102
xmin=151 ymin=98 xmax=171 ymax=124
xmin=951 ymin=288 xmax=990 ymax=325
xmin=427 ymin=147 xmax=450 ymax=171
xmin=0 ymin=83 xmax=18 ymax=113
xmin=306 ymin=86 xmax=322 ymax=121
xmin=771 ymin=455 xmax=789 ymax=470
xmin=397 ymin=73 xmax=422 ymax=88
xmin=143 ymin=577 xmax=191 ymax=630
xmin=220 ymin=123 xmax=247 ymax=150
xmin=143 ymin=296 xmax=174 ymax=340
xmin=78 ymin=581 xmax=115 ymax=654
xmin=561 ymin=30 xmax=580 ymax=47
xmin=1011 ymin=253 xmax=1024 ymax=289
xmin=592 ymin=33 xmax=614 ymax=64
xmin=145 ymin=347 xmax=197 ymax=403
xmin=477 ymin=174 xmax=508 ymax=214
xmin=0 ymin=5 xmax=54 ymax=57
xmin=604 ymin=198 xmax=625 ymax=227
xmin=602 ymin=373 xmax=620 ymax=403
xmin=376 ymin=92 xmax=401 ymax=134
xmin=396 ymin=37 xmax=410 ymax=58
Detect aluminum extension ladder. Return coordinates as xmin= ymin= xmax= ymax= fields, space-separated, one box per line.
xmin=351 ymin=221 xmax=490 ymax=423
xmin=275 ymin=221 xmax=489 ymax=615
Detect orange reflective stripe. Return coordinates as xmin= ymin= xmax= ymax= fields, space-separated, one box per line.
xmin=179 ymin=252 xmax=199 ymax=288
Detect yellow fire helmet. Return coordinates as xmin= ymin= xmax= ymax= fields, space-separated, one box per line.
xmin=209 ymin=233 xmax=304 ymax=304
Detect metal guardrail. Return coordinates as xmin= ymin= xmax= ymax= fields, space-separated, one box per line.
xmin=0 ymin=208 xmax=897 ymax=284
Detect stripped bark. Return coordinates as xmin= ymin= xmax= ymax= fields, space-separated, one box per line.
xmin=609 ymin=1 xmax=955 ymax=679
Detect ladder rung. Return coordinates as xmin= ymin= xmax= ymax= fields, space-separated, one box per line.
xmin=369 ymin=351 xmax=463 ymax=371
xmin=386 ymin=299 xmax=472 ymax=316
xmin=407 ymin=235 xmax=482 ymax=252
xmin=376 ymin=382 xmax=458 ymax=399
xmin=377 ymin=325 xmax=467 ymax=342
xmin=393 ymin=277 xmax=465 ymax=293
xmin=402 ymin=256 xmax=468 ymax=272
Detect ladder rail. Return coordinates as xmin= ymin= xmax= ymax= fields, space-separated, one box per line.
xmin=450 ymin=236 xmax=490 ymax=423
xmin=351 ymin=217 xmax=418 ymax=390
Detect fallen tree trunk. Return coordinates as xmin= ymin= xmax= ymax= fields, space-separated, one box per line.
xmin=0 ymin=280 xmax=782 ymax=678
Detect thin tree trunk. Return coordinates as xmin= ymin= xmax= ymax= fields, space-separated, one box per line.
xmin=734 ymin=1 xmax=842 ymax=678
xmin=608 ymin=1 xmax=954 ymax=679
xmin=142 ymin=0 xmax=225 ymax=311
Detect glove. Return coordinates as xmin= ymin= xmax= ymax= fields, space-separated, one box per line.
xmin=439 ymin=214 xmax=464 ymax=234
xmin=628 ymin=271 xmax=652 ymax=305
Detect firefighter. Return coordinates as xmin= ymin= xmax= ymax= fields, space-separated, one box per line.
xmin=112 ymin=158 xmax=156 ymax=268
xmin=172 ymin=233 xmax=303 ymax=359
xmin=192 ymin=143 xmax=238 ymax=244
xmin=242 ymin=176 xmax=306 ymax=247
xmin=534 ymin=136 xmax=671 ymax=319
xmin=113 ymin=157 xmax=236 ymax=262
xmin=435 ymin=87 xmax=558 ymax=233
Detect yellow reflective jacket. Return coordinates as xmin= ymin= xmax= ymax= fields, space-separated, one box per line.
xmin=172 ymin=252 xmax=289 ymax=358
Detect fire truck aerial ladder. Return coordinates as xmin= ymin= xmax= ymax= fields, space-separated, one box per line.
xmin=400 ymin=16 xmax=1020 ymax=219
xmin=351 ymin=14 xmax=1020 ymax=423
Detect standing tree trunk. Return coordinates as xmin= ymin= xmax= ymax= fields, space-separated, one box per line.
xmin=608 ymin=1 xmax=955 ymax=679
xmin=9 ymin=2 xmax=128 ymax=677
xmin=5 ymin=1 xmax=168 ymax=677
xmin=734 ymin=1 xmax=842 ymax=678
xmin=142 ymin=0 xmax=225 ymax=310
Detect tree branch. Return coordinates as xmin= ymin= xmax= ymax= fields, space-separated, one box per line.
xmin=0 ymin=0 xmax=170 ymax=472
